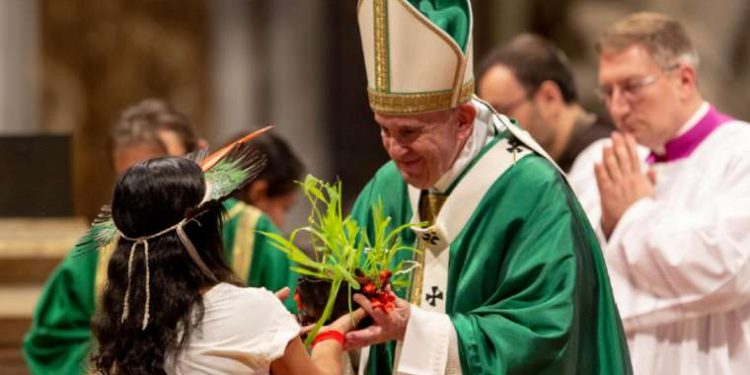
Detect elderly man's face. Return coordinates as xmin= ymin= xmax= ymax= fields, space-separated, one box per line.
xmin=375 ymin=105 xmax=474 ymax=189
xmin=598 ymin=44 xmax=685 ymax=149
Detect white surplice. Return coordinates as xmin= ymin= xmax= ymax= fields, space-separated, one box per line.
xmin=568 ymin=105 xmax=750 ymax=374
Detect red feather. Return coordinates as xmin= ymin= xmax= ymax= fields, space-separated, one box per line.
xmin=200 ymin=126 xmax=273 ymax=171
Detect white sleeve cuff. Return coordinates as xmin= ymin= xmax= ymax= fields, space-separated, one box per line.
xmin=395 ymin=305 xmax=461 ymax=375
xmin=606 ymin=197 xmax=657 ymax=252
xmin=598 ymin=197 xmax=657 ymax=252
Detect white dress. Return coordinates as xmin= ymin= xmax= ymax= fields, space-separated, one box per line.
xmin=568 ymin=105 xmax=750 ymax=374
xmin=164 ymin=283 xmax=300 ymax=375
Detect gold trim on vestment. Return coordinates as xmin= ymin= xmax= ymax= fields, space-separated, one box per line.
xmin=410 ymin=242 xmax=426 ymax=306
xmin=231 ymin=204 xmax=262 ymax=284
xmin=225 ymin=203 xmax=245 ymax=221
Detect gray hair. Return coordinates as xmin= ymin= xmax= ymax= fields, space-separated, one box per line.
xmin=596 ymin=12 xmax=699 ymax=69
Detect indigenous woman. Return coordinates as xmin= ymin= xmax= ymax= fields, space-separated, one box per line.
xmin=90 ymin=152 xmax=362 ymax=375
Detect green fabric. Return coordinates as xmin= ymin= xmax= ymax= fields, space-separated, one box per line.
xmin=22 ymin=250 xmax=98 ymax=375
xmin=223 ymin=200 xmax=297 ymax=312
xmin=406 ymin=0 xmax=470 ymax=52
xmin=22 ymin=199 xmax=296 ymax=375
xmin=351 ymin=142 xmax=631 ymax=374
xmin=250 ymin=215 xmax=297 ymax=308
xmin=221 ymin=199 xmax=298 ymax=312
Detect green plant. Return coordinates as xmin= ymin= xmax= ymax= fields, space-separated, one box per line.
xmin=260 ymin=175 xmax=418 ymax=345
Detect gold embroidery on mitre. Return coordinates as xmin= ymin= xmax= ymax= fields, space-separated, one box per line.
xmin=368 ymin=80 xmax=474 ymax=115
xmin=373 ymin=0 xmax=389 ymax=92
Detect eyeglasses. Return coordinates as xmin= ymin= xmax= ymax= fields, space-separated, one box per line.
xmin=595 ymin=64 xmax=679 ymax=104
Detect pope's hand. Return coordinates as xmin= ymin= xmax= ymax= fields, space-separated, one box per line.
xmin=344 ymin=293 xmax=410 ymax=350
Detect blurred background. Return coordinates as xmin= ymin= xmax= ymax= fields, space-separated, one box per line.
xmin=1 ymin=0 xmax=749 ymax=373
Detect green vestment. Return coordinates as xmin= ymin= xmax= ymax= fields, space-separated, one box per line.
xmin=22 ymin=198 xmax=296 ymax=375
xmin=352 ymin=132 xmax=632 ymax=374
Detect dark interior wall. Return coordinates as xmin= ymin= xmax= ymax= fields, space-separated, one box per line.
xmin=41 ymin=0 xmax=210 ymax=220
xmin=38 ymin=0 xmax=599 ymax=220
xmin=325 ymin=1 xmax=388 ymax=210
xmin=0 ymin=135 xmax=72 ymax=217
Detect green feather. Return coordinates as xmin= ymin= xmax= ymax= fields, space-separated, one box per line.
xmin=203 ymin=143 xmax=266 ymax=204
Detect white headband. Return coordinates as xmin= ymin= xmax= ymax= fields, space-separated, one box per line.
xmin=117 ymin=214 xmax=218 ymax=330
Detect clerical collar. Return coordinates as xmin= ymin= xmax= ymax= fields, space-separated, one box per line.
xmin=647 ymin=102 xmax=733 ymax=164
xmin=430 ymin=100 xmax=494 ymax=193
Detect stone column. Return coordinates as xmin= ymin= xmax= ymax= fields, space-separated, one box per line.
xmin=0 ymin=0 xmax=40 ymax=134
xmin=268 ymin=1 xmax=330 ymax=230
xmin=209 ymin=0 xmax=330 ymax=230
xmin=208 ymin=0 xmax=269 ymax=144
xmin=267 ymin=0 xmax=330 ymax=179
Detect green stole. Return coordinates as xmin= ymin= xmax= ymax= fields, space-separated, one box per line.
xmin=405 ymin=135 xmax=532 ymax=312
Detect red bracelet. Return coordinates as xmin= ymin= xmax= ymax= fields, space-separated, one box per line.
xmin=312 ymin=330 xmax=345 ymax=347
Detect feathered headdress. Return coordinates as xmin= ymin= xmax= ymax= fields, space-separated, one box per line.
xmin=76 ymin=127 xmax=272 ymax=329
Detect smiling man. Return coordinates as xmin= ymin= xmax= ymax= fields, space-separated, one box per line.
xmin=569 ymin=12 xmax=750 ymax=374
xmin=344 ymin=1 xmax=632 ymax=374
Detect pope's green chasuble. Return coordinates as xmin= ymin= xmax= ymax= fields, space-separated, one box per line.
xmin=352 ymin=116 xmax=631 ymax=374
xmin=22 ymin=198 xmax=296 ymax=375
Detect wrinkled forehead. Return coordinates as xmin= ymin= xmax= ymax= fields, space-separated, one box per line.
xmin=375 ymin=108 xmax=455 ymax=127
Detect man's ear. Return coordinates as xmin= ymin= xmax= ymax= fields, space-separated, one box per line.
xmin=248 ymin=179 xmax=270 ymax=204
xmin=535 ymin=80 xmax=563 ymax=104
xmin=533 ymin=80 xmax=564 ymax=118
xmin=677 ymin=63 xmax=698 ymax=101
xmin=456 ymin=103 xmax=477 ymax=139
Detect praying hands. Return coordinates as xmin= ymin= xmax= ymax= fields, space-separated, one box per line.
xmin=594 ymin=131 xmax=656 ymax=238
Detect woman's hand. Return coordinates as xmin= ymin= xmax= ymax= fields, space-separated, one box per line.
xmin=274 ymin=287 xmax=290 ymax=301
xmin=323 ymin=308 xmax=367 ymax=335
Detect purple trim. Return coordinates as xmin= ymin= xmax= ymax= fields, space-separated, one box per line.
xmin=647 ymin=105 xmax=733 ymax=164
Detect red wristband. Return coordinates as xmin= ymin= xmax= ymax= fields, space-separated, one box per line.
xmin=312 ymin=330 xmax=345 ymax=347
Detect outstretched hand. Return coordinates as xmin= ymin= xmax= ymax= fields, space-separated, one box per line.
xmin=326 ymin=307 xmax=368 ymax=334
xmin=344 ymin=293 xmax=411 ymax=350
xmin=274 ymin=287 xmax=290 ymax=301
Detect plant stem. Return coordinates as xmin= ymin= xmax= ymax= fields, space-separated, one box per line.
xmin=305 ymin=277 xmax=344 ymax=347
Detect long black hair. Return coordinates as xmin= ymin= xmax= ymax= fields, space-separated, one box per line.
xmin=92 ymin=157 xmax=239 ymax=374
